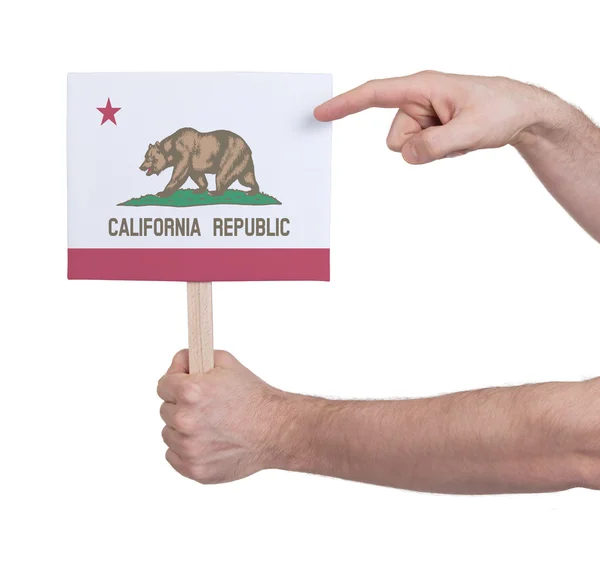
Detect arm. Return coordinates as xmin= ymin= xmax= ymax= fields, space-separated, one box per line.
xmin=314 ymin=72 xmax=600 ymax=243
xmin=278 ymin=379 xmax=600 ymax=494
xmin=515 ymin=99 xmax=600 ymax=242
xmin=157 ymin=351 xmax=600 ymax=493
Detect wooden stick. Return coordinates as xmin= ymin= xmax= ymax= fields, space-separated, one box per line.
xmin=187 ymin=282 xmax=214 ymax=375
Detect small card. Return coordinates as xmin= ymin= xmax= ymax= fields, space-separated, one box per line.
xmin=67 ymin=72 xmax=332 ymax=282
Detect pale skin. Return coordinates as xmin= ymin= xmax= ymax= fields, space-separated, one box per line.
xmin=158 ymin=72 xmax=600 ymax=493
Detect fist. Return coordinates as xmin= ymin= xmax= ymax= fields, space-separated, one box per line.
xmin=157 ymin=350 xmax=286 ymax=484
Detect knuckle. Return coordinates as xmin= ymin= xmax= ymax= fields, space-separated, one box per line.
xmin=214 ymin=350 xmax=236 ymax=368
xmin=364 ymin=79 xmax=380 ymax=101
xmin=172 ymin=410 xmax=195 ymax=434
xmin=189 ymin=465 xmax=207 ymax=482
xmin=180 ymin=439 xmax=199 ymax=460
xmin=178 ymin=380 xmax=201 ymax=404
xmin=189 ymin=465 xmax=219 ymax=484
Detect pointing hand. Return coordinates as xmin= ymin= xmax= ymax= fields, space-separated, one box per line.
xmin=314 ymin=71 xmax=553 ymax=164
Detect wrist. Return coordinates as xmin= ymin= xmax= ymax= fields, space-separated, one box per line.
xmin=260 ymin=391 xmax=334 ymax=473
xmin=512 ymin=86 xmax=580 ymax=148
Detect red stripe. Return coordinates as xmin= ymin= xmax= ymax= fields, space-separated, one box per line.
xmin=68 ymin=248 xmax=329 ymax=282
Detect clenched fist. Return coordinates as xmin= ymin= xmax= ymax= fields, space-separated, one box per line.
xmin=157 ymin=350 xmax=290 ymax=484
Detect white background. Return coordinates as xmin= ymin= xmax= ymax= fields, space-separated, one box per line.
xmin=68 ymin=72 xmax=331 ymax=249
xmin=1 ymin=1 xmax=599 ymax=559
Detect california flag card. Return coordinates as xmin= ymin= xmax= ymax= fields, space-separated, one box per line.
xmin=67 ymin=72 xmax=332 ymax=282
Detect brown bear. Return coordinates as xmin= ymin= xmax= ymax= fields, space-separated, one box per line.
xmin=139 ymin=128 xmax=260 ymax=198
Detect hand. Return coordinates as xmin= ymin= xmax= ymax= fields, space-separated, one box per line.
xmin=157 ymin=350 xmax=287 ymax=484
xmin=314 ymin=71 xmax=557 ymax=164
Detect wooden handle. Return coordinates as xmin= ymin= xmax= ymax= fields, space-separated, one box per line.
xmin=187 ymin=282 xmax=214 ymax=374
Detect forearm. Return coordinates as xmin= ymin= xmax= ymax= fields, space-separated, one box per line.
xmin=269 ymin=378 xmax=600 ymax=494
xmin=515 ymin=91 xmax=600 ymax=242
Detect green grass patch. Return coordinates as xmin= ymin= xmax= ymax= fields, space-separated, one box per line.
xmin=119 ymin=189 xmax=281 ymax=207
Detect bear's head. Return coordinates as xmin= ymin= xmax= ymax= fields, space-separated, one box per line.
xmin=139 ymin=142 xmax=168 ymax=176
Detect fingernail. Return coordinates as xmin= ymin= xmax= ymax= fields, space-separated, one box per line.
xmin=411 ymin=144 xmax=420 ymax=161
xmin=404 ymin=143 xmax=420 ymax=164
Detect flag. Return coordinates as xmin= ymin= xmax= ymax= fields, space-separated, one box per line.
xmin=67 ymin=72 xmax=332 ymax=282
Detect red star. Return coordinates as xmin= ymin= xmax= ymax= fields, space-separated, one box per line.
xmin=97 ymin=98 xmax=121 ymax=125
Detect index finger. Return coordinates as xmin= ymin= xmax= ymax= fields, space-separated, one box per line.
xmin=157 ymin=372 xmax=190 ymax=403
xmin=156 ymin=349 xmax=190 ymax=403
xmin=313 ymin=76 xmax=424 ymax=122
xmin=167 ymin=349 xmax=190 ymax=375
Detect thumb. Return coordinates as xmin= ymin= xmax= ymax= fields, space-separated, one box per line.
xmin=402 ymin=117 xmax=481 ymax=165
